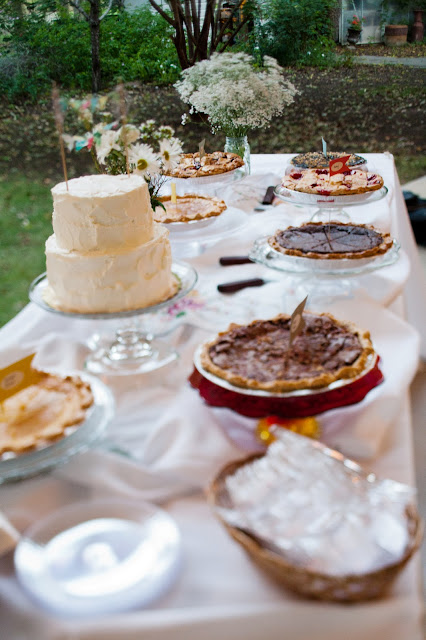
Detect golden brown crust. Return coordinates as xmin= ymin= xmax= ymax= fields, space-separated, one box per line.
xmin=200 ymin=312 xmax=374 ymax=393
xmin=0 ymin=373 xmax=94 ymax=455
xmin=154 ymin=194 xmax=227 ymax=223
xmin=283 ymin=169 xmax=384 ymax=196
xmin=268 ymin=222 xmax=394 ymax=261
xmin=165 ymin=151 xmax=244 ymax=178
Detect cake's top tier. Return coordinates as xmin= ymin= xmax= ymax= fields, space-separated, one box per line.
xmin=52 ymin=174 xmax=153 ymax=253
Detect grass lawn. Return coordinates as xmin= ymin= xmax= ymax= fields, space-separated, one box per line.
xmin=0 ymin=175 xmax=52 ymax=327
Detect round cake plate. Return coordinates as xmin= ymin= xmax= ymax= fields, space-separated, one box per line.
xmin=166 ymin=207 xmax=249 ymax=259
xmin=189 ymin=347 xmax=384 ymax=419
xmin=0 ymin=373 xmax=114 ymax=484
xmin=14 ymin=499 xmax=182 ymax=616
xmin=274 ymin=185 xmax=389 ymax=223
xmin=29 ymin=262 xmax=198 ymax=376
xmin=249 ymin=236 xmax=401 ymax=276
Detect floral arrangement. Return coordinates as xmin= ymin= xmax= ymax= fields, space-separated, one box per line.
xmin=348 ymin=15 xmax=364 ymax=31
xmin=175 ymin=52 xmax=297 ymax=138
xmin=63 ymin=96 xmax=183 ymax=208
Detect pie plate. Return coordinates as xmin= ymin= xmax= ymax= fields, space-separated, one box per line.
xmin=189 ymin=347 xmax=384 ymax=418
xmin=0 ymin=373 xmax=114 ymax=483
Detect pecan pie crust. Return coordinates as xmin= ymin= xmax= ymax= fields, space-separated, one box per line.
xmin=269 ymin=222 xmax=393 ymax=260
xmin=154 ymin=194 xmax=227 ymax=223
xmin=200 ymin=313 xmax=374 ymax=393
xmin=165 ymin=151 xmax=244 ymax=178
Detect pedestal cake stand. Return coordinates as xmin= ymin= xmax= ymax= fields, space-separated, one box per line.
xmin=274 ymin=185 xmax=389 ymax=223
xmin=249 ymin=236 xmax=404 ymax=307
xmin=29 ymin=262 xmax=197 ymax=376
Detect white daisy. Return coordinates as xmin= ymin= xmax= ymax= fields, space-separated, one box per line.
xmin=128 ymin=143 xmax=161 ymax=176
xmin=118 ymin=124 xmax=140 ymax=145
xmin=96 ymin=130 xmax=120 ymax=165
xmin=159 ymin=138 xmax=183 ymax=171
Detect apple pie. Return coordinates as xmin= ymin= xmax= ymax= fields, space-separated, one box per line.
xmin=154 ymin=194 xmax=227 ymax=223
xmin=165 ymin=152 xmax=244 ymax=178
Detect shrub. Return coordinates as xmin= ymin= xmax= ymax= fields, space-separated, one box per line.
xmin=0 ymin=7 xmax=180 ymax=100
xmin=256 ymin=0 xmax=339 ymax=67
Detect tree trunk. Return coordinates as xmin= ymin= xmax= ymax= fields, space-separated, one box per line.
xmin=90 ymin=2 xmax=101 ymax=92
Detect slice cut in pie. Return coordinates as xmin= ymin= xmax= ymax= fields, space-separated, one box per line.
xmin=154 ymin=194 xmax=227 ymax=223
xmin=291 ymin=152 xmax=366 ymax=169
xmin=165 ymin=152 xmax=244 ymax=178
xmin=283 ymin=168 xmax=384 ymax=196
xmin=200 ymin=313 xmax=374 ymax=393
xmin=0 ymin=373 xmax=94 ymax=455
xmin=269 ymin=222 xmax=393 ymax=260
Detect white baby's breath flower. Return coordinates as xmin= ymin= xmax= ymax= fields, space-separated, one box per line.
xmin=175 ymin=52 xmax=297 ymax=136
xmin=128 ymin=143 xmax=161 ymax=176
xmin=159 ymin=138 xmax=183 ymax=171
xmin=96 ymin=130 xmax=120 ymax=164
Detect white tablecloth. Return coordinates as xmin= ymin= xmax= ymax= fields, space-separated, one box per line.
xmin=0 ymin=154 xmax=424 ymax=640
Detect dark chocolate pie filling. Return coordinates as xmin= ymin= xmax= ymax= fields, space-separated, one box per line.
xmin=208 ymin=315 xmax=363 ymax=383
xmin=274 ymin=223 xmax=384 ymax=256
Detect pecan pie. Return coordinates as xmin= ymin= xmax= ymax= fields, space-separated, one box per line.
xmin=154 ymin=194 xmax=227 ymax=223
xmin=200 ymin=313 xmax=374 ymax=393
xmin=165 ymin=152 xmax=244 ymax=178
xmin=291 ymin=152 xmax=366 ymax=169
xmin=269 ymin=222 xmax=393 ymax=260
xmin=283 ymin=169 xmax=383 ymax=196
xmin=0 ymin=373 xmax=94 ymax=455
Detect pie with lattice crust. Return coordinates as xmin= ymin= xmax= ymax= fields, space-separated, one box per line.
xmin=200 ymin=313 xmax=374 ymax=393
xmin=165 ymin=152 xmax=244 ymax=178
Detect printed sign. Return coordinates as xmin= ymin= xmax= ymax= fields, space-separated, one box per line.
xmin=171 ymin=182 xmax=177 ymax=204
xmin=0 ymin=354 xmax=43 ymax=403
xmin=199 ymin=138 xmax=206 ymax=161
xmin=322 ymin=137 xmax=327 ymax=158
xmin=289 ymin=296 xmax=308 ymax=347
xmin=329 ymin=155 xmax=351 ymax=177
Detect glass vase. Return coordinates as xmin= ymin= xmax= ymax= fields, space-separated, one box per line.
xmin=224 ymin=135 xmax=250 ymax=175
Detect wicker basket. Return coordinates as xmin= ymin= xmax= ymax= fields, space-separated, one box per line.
xmin=208 ymin=454 xmax=424 ymax=603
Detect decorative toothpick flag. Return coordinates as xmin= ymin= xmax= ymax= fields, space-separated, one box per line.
xmin=171 ymin=182 xmax=177 ymax=204
xmin=289 ymin=296 xmax=308 ymax=347
xmin=0 ymin=354 xmax=43 ymax=403
xmin=329 ymin=155 xmax=351 ymax=177
xmin=322 ymin=137 xmax=327 ymax=158
xmin=52 ymin=83 xmax=68 ymax=190
xmin=199 ymin=139 xmax=206 ymax=161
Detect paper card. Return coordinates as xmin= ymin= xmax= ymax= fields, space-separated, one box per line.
xmin=171 ymin=182 xmax=177 ymax=204
xmin=329 ymin=155 xmax=351 ymax=177
xmin=199 ymin=138 xmax=205 ymax=161
xmin=322 ymin=137 xmax=327 ymax=158
xmin=289 ymin=296 xmax=308 ymax=347
xmin=0 ymin=354 xmax=43 ymax=403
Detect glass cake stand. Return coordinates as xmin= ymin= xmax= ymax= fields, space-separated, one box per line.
xmin=166 ymin=206 xmax=249 ymax=258
xmin=249 ymin=236 xmax=402 ymax=306
xmin=29 ymin=262 xmax=198 ymax=376
xmin=274 ymin=185 xmax=389 ymax=223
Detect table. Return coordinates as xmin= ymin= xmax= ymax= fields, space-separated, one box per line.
xmin=0 ymin=154 xmax=424 ymax=640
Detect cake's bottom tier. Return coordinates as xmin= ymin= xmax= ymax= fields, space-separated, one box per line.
xmin=45 ymin=223 xmax=178 ymax=313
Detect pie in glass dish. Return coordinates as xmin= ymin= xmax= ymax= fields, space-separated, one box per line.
xmin=0 ymin=373 xmax=94 ymax=455
xmin=200 ymin=312 xmax=374 ymax=393
xmin=165 ymin=151 xmax=244 ymax=178
xmin=282 ymin=168 xmax=383 ymax=196
xmin=269 ymin=222 xmax=394 ymax=260
xmin=154 ymin=194 xmax=227 ymax=224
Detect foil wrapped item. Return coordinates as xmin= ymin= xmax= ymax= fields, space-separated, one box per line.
xmin=217 ymin=431 xmax=416 ymax=576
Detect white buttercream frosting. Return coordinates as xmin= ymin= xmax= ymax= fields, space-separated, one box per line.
xmin=52 ymin=174 xmax=153 ymax=252
xmin=45 ymin=223 xmax=177 ymax=313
